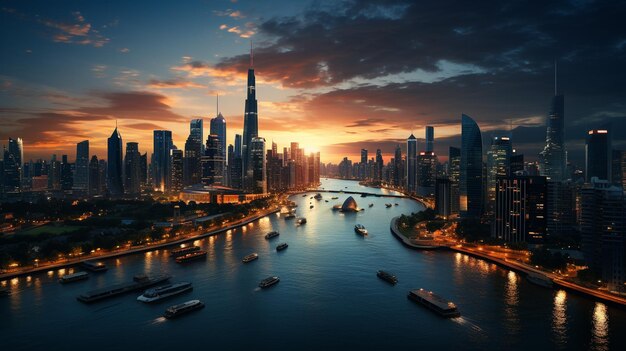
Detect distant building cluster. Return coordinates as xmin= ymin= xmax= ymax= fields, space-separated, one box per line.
xmin=0 ymin=50 xmax=320 ymax=204
xmin=321 ymin=69 xmax=626 ymax=294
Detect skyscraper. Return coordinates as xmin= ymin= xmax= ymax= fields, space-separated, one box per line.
xmin=449 ymin=147 xmax=461 ymax=215
xmin=74 ymin=140 xmax=89 ymax=191
xmin=586 ymin=129 xmax=611 ymax=182
xmin=202 ymin=134 xmax=225 ymax=185
xmin=242 ymin=47 xmax=258 ymax=183
xmin=460 ymin=114 xmax=483 ymax=219
xmin=60 ymin=155 xmax=72 ymax=190
xmin=170 ymin=149 xmax=184 ymax=193
xmin=494 ymin=175 xmax=547 ymax=243
xmin=153 ymin=130 xmax=173 ymax=192
xmin=107 ymin=126 xmax=124 ymax=196
xmin=88 ymin=155 xmax=100 ymax=196
xmin=406 ymin=134 xmax=417 ymax=194
xmin=234 ymin=134 xmax=242 ymax=158
xmin=417 ymin=151 xmax=437 ymax=196
xmin=210 ymin=111 xmax=227 ymax=164
xmin=375 ymin=149 xmax=383 ymax=181
xmin=124 ymin=142 xmax=141 ymax=195
xmin=486 ymin=136 xmax=512 ymax=213
xmin=249 ymin=137 xmax=266 ymax=194
xmin=184 ymin=120 xmax=203 ymax=186
xmin=425 ymin=126 xmax=434 ymax=153
xmin=2 ymin=138 xmax=22 ymax=193
xmin=540 ymin=66 xmax=566 ymax=181
xmin=393 ymin=145 xmax=403 ymax=187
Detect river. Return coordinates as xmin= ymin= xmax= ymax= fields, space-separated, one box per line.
xmin=0 ymin=178 xmax=624 ymax=350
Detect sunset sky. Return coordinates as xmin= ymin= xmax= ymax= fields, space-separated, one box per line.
xmin=1 ymin=0 xmax=625 ymax=164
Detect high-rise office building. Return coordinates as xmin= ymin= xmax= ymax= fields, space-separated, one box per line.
xmin=510 ymin=152 xmax=524 ymax=175
xmin=393 ymin=145 xmax=403 ymax=187
xmin=375 ymin=149 xmax=383 ymax=181
xmin=124 ymin=142 xmax=141 ymax=195
xmin=611 ymin=150 xmax=624 ymax=188
xmin=60 ymin=155 xmax=72 ymax=190
xmin=417 ymin=151 xmax=437 ymax=196
xmin=360 ymin=149 xmax=368 ymax=180
xmin=7 ymin=137 xmax=23 ymax=188
xmin=88 ymin=155 xmax=100 ymax=196
xmin=153 ymin=130 xmax=173 ymax=192
xmin=540 ymin=67 xmax=566 ymax=181
xmin=425 ymin=126 xmax=434 ymax=153
xmin=460 ymin=114 xmax=483 ymax=219
xmin=74 ymin=140 xmax=89 ymax=191
xmin=493 ymin=175 xmax=547 ymax=243
xmin=449 ymin=147 xmax=461 ymax=215
xmin=210 ymin=112 xmax=227 ymax=164
xmin=586 ymin=129 xmax=611 ymax=182
xmin=107 ymin=126 xmax=124 ymax=196
xmin=2 ymin=138 xmax=22 ymax=193
xmin=234 ymin=134 xmax=242 ymax=158
xmin=184 ymin=120 xmax=203 ymax=186
xmin=140 ymin=153 xmax=148 ymax=187
xmin=580 ymin=178 xmax=625 ymax=293
xmin=242 ymin=48 xmax=258 ymax=183
xmin=486 ymin=136 xmax=512 ymax=213
xmin=202 ymin=135 xmax=225 ymax=186
xmin=170 ymin=149 xmax=184 ymax=193
xmin=406 ymin=134 xmax=417 ymax=194
xmin=249 ymin=137 xmax=266 ymax=194
xmin=435 ymin=178 xmax=451 ymax=218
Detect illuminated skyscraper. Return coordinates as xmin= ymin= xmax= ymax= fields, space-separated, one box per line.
xmin=540 ymin=65 xmax=566 ymax=181
xmin=184 ymin=120 xmax=203 ymax=186
xmin=170 ymin=149 xmax=184 ymax=193
xmin=242 ymin=47 xmax=258 ymax=183
xmin=124 ymin=142 xmax=141 ymax=195
xmin=202 ymin=134 xmax=225 ymax=186
xmin=586 ymin=129 xmax=611 ymax=182
xmin=153 ymin=130 xmax=173 ymax=192
xmin=107 ymin=126 xmax=124 ymax=196
xmin=460 ymin=114 xmax=483 ymax=219
xmin=449 ymin=147 xmax=461 ymax=215
xmin=425 ymin=126 xmax=434 ymax=153
xmin=74 ymin=140 xmax=89 ymax=192
xmin=210 ymin=111 xmax=227 ymax=163
xmin=249 ymin=137 xmax=266 ymax=193
xmin=486 ymin=136 xmax=512 ymax=213
xmin=406 ymin=134 xmax=417 ymax=193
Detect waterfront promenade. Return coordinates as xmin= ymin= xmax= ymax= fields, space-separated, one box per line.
xmin=0 ymin=206 xmax=280 ymax=281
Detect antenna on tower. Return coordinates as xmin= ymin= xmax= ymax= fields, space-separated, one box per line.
xmin=250 ymin=40 xmax=254 ymax=68
xmin=554 ymin=59 xmax=557 ymax=96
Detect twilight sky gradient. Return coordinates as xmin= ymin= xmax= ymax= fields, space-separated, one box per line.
xmin=1 ymin=0 xmax=625 ymax=164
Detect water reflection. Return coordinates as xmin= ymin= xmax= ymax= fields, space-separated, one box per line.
xmin=552 ymin=290 xmax=568 ymax=347
xmin=504 ymin=271 xmax=520 ymax=336
xmin=591 ymin=302 xmax=609 ymax=351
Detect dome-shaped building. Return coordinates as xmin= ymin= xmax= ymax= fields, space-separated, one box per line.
xmin=341 ymin=196 xmax=359 ymax=212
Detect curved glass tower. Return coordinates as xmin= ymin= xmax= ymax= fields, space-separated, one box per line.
xmin=460 ymin=114 xmax=483 ymax=219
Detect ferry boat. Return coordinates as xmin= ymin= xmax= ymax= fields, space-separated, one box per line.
xmin=407 ymin=289 xmax=460 ymax=318
xmin=242 ymin=253 xmax=259 ymax=263
xmin=59 ymin=271 xmax=89 ymax=284
xmin=285 ymin=213 xmax=296 ymax=220
xmin=77 ymin=274 xmax=171 ymax=303
xmin=354 ymin=224 xmax=368 ymax=236
xmin=164 ymin=299 xmax=204 ymax=319
xmin=526 ymin=272 xmax=553 ymax=288
xmin=81 ymin=260 xmax=108 ymax=272
xmin=137 ymin=282 xmax=192 ymax=303
xmin=385 ymin=203 xmax=392 ymax=208
xmin=175 ymin=250 xmax=207 ymax=263
xmin=259 ymin=276 xmax=280 ymax=288
xmin=265 ymin=231 xmax=280 ymax=239
xmin=296 ymin=218 xmax=307 ymax=225
xmin=314 ymin=193 xmax=323 ymax=200
xmin=376 ymin=270 xmax=398 ymax=285
xmin=170 ymin=245 xmax=201 ymax=258
xmin=276 ymin=243 xmax=289 ymax=251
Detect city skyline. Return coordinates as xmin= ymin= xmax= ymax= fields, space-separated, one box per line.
xmin=1 ymin=0 xmax=625 ymax=164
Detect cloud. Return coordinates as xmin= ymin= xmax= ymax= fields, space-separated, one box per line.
xmin=40 ymin=11 xmax=109 ymax=47
xmin=119 ymin=47 xmax=130 ymax=53
xmin=147 ymin=78 xmax=205 ymax=89
xmin=213 ymin=9 xmax=246 ymax=19
xmin=220 ymin=24 xmax=255 ymax=38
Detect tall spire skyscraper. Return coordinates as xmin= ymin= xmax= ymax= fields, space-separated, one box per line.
xmin=107 ymin=126 xmax=124 ymax=197
xmin=540 ymin=62 xmax=566 ymax=181
xmin=242 ymin=43 xmax=258 ymax=190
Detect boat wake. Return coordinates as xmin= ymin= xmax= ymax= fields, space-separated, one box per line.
xmin=151 ymin=316 xmax=167 ymax=324
xmin=253 ymin=287 xmax=261 ymax=292
xmin=451 ymin=316 xmax=483 ymax=333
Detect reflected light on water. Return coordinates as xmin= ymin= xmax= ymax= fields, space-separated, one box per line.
xmin=591 ymin=302 xmax=609 ymax=351
xmin=504 ymin=271 xmax=520 ymax=335
xmin=552 ymin=290 xmax=568 ymax=346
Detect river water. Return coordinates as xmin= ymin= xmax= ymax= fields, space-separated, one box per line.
xmin=1 ymin=178 xmax=624 ymax=350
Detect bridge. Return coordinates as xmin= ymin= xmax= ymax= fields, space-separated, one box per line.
xmin=289 ymin=189 xmax=409 ymax=199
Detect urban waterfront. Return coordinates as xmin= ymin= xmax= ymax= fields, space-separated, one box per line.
xmin=1 ymin=179 xmax=625 ymax=350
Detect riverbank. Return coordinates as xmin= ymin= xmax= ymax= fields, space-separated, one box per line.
xmin=0 ymin=206 xmax=280 ymax=282
xmin=389 ymin=216 xmax=444 ymax=249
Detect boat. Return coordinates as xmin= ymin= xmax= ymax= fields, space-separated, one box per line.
xmin=59 ymin=271 xmax=89 ymax=284
xmin=259 ymin=276 xmax=280 ymax=288
xmin=354 ymin=224 xmax=368 ymax=236
xmin=376 ymin=270 xmax=398 ymax=285
xmin=394 ymin=203 xmax=399 ymax=206
xmin=164 ymin=300 xmax=205 ymax=319
xmin=310 ymin=205 xmax=314 ymax=209
xmin=314 ymin=193 xmax=322 ymax=200
xmin=276 ymin=243 xmax=289 ymax=251
xmin=265 ymin=231 xmax=280 ymax=239
xmin=175 ymin=250 xmax=207 ymax=263
xmin=137 ymin=282 xmax=193 ymax=303
xmin=331 ymin=196 xmax=338 ymax=200
xmin=296 ymin=218 xmax=307 ymax=225
xmin=332 ymin=205 xmax=342 ymax=211
xmin=77 ymin=274 xmax=171 ymax=303
xmin=242 ymin=253 xmax=259 ymax=263
xmin=170 ymin=245 xmax=201 ymax=258
xmin=302 ymin=194 xmax=307 ymax=197
xmin=325 ymin=200 xmax=329 ymax=202
xmin=526 ymin=272 xmax=553 ymax=288
xmin=385 ymin=204 xmax=392 ymax=208
xmin=81 ymin=260 xmax=108 ymax=272
xmin=407 ymin=289 xmax=460 ymax=318
xmin=285 ymin=213 xmax=296 ymax=220
xmin=360 ymin=194 xmax=367 ymax=197
xmin=368 ymin=203 xmax=374 ymax=207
